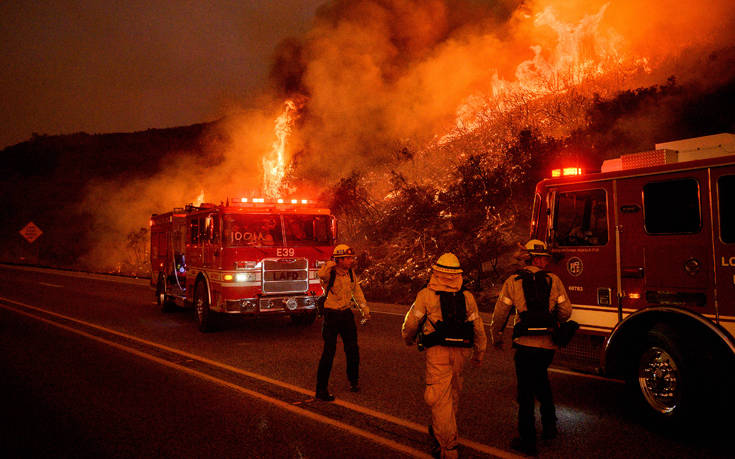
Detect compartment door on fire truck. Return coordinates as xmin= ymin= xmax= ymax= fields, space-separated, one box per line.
xmin=711 ymin=166 xmax=735 ymax=334
xmin=616 ymin=171 xmax=714 ymax=315
xmin=549 ymin=182 xmax=617 ymax=332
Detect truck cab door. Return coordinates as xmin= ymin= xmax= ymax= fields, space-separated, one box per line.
xmin=617 ymin=171 xmax=713 ymax=315
xmin=711 ymin=167 xmax=735 ymax=334
xmin=548 ymin=182 xmax=618 ymax=331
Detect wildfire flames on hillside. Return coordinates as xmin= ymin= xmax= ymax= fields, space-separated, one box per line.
xmin=81 ymin=0 xmax=734 ymax=293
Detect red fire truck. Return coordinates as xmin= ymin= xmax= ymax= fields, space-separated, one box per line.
xmin=532 ymin=133 xmax=735 ymax=421
xmin=150 ymin=199 xmax=336 ymax=331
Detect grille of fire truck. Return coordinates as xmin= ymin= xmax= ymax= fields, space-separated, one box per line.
xmin=262 ymin=259 xmax=309 ymax=294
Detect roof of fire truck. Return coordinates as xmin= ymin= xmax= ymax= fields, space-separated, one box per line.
xmin=539 ymin=133 xmax=735 ymax=187
xmin=220 ymin=199 xmax=330 ymax=215
xmin=150 ymin=199 xmax=331 ymax=222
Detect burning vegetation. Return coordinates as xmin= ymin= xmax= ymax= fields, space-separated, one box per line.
xmin=260 ymin=0 xmax=735 ymax=303
xmin=3 ymin=1 xmax=734 ymax=303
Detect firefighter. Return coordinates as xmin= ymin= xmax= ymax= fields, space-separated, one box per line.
xmin=490 ymin=239 xmax=572 ymax=456
xmin=315 ymin=244 xmax=370 ymax=401
xmin=402 ymin=253 xmax=486 ymax=459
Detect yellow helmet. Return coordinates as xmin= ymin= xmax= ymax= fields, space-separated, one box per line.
xmin=432 ymin=253 xmax=463 ymax=274
xmin=524 ymin=239 xmax=550 ymax=257
xmin=332 ymin=244 xmax=355 ymax=258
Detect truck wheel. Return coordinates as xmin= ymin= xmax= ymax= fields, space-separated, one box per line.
xmin=157 ymin=275 xmax=176 ymax=312
xmin=194 ymin=281 xmax=214 ymax=332
xmin=633 ymin=327 xmax=695 ymax=422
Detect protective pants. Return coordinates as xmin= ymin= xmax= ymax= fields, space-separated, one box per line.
xmin=425 ymin=346 xmax=470 ymax=459
xmin=514 ymin=345 xmax=556 ymax=442
xmin=317 ymin=309 xmax=359 ymax=392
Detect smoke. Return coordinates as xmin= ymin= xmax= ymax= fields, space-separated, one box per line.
xmin=269 ymin=0 xmax=735 ymax=182
xmin=80 ymin=0 xmax=735 ymax=272
xmin=79 ymin=103 xmax=284 ymax=271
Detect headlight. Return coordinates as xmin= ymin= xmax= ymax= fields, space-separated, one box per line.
xmin=235 ymin=272 xmax=256 ymax=282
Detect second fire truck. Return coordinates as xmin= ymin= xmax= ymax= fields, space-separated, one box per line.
xmin=150 ymin=199 xmax=336 ymax=331
xmin=532 ymin=133 xmax=735 ymax=421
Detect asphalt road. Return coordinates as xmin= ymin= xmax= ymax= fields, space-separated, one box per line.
xmin=0 ymin=264 xmax=730 ymax=458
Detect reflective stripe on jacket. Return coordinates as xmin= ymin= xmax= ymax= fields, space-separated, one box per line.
xmin=318 ymin=264 xmax=369 ymax=315
xmin=402 ymin=287 xmax=487 ymax=362
xmin=490 ymin=266 xmax=572 ymax=350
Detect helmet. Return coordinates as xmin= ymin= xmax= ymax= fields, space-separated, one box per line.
xmin=524 ymin=239 xmax=551 ymax=257
xmin=332 ymin=244 xmax=355 ymax=258
xmin=432 ymin=253 xmax=463 ymax=274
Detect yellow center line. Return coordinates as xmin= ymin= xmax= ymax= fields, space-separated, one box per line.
xmin=0 ymin=300 xmax=431 ymax=459
xmin=0 ymin=295 xmax=520 ymax=459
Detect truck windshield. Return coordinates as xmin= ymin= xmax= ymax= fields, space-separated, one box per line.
xmin=283 ymin=215 xmax=332 ymax=246
xmin=223 ymin=214 xmax=284 ymax=247
xmin=222 ymin=214 xmax=332 ymax=247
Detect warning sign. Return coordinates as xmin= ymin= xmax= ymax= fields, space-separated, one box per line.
xmin=20 ymin=222 xmax=42 ymax=243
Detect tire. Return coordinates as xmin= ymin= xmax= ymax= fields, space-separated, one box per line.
xmin=157 ymin=275 xmax=176 ymax=312
xmin=194 ymin=280 xmax=214 ymax=332
xmin=631 ymin=326 xmax=696 ymax=423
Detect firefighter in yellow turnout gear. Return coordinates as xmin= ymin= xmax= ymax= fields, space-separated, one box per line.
xmin=402 ymin=253 xmax=487 ymax=459
xmin=490 ymin=239 xmax=572 ymax=456
xmin=315 ymin=244 xmax=370 ymax=401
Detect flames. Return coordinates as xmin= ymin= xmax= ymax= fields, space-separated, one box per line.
xmin=194 ymin=189 xmax=205 ymax=206
xmin=256 ymin=0 xmax=733 ymax=190
xmin=441 ymin=4 xmax=651 ymax=144
xmin=262 ymin=99 xmax=301 ymax=199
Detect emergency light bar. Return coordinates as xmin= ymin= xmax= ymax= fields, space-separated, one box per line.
xmin=551 ymin=167 xmax=582 ymax=177
xmin=238 ymin=197 xmax=311 ymax=205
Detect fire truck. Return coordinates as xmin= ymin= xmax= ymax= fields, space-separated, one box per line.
xmin=150 ymin=199 xmax=336 ymax=331
xmin=532 ymin=133 xmax=735 ymax=421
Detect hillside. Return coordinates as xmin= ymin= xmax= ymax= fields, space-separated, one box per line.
xmin=1 ymin=74 xmax=733 ymax=304
xmin=0 ymin=123 xmax=215 ymax=269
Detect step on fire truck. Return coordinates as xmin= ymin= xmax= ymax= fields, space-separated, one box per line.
xmin=150 ymin=198 xmax=336 ymax=331
xmin=532 ymin=133 xmax=735 ymax=421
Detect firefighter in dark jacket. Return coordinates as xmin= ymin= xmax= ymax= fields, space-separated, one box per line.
xmin=402 ymin=253 xmax=487 ymax=459
xmin=315 ymin=244 xmax=370 ymax=402
xmin=490 ymin=239 xmax=572 ymax=456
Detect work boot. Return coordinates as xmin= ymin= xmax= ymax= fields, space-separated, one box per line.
xmin=510 ymin=437 xmax=537 ymax=456
xmin=315 ymin=390 xmax=335 ymax=402
xmin=350 ymin=381 xmax=360 ymax=393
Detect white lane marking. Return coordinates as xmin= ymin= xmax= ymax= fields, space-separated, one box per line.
xmin=0 ymin=300 xmax=431 ymax=459
xmin=0 ymin=295 xmax=519 ymax=459
xmin=39 ymin=282 xmax=63 ymax=288
xmin=0 ymin=263 xmax=149 ymax=286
